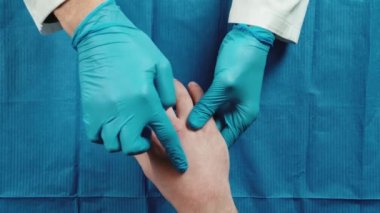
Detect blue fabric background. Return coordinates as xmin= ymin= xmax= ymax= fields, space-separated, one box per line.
xmin=1 ymin=0 xmax=380 ymax=212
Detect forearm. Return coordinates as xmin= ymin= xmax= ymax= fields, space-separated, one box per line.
xmin=54 ymin=0 xmax=104 ymax=36
xmin=176 ymin=184 xmax=237 ymax=213
xmin=183 ymin=195 xmax=237 ymax=213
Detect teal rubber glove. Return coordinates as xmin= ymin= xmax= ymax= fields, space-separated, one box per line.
xmin=188 ymin=24 xmax=274 ymax=146
xmin=72 ymin=0 xmax=187 ymax=172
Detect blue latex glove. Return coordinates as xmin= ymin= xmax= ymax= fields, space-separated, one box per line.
xmin=72 ymin=0 xmax=187 ymax=172
xmin=188 ymin=24 xmax=274 ymax=146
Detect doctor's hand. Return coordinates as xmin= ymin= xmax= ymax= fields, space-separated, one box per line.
xmin=54 ymin=0 xmax=187 ymax=172
xmin=188 ymin=25 xmax=275 ymax=146
xmin=135 ymin=80 xmax=236 ymax=213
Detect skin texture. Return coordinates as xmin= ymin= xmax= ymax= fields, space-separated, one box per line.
xmin=135 ymin=81 xmax=237 ymax=213
xmin=54 ymin=0 xmax=105 ymax=36
xmin=55 ymin=1 xmax=236 ymax=210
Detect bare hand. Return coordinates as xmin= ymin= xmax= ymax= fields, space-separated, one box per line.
xmin=135 ymin=80 xmax=236 ymax=213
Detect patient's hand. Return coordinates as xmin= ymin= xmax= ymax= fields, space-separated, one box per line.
xmin=135 ymin=80 xmax=236 ymax=212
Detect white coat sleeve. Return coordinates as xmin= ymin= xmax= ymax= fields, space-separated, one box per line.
xmin=228 ymin=0 xmax=309 ymax=43
xmin=23 ymin=0 xmax=66 ymax=34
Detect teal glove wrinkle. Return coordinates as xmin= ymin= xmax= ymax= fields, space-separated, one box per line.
xmin=188 ymin=24 xmax=274 ymax=146
xmin=72 ymin=0 xmax=188 ymax=172
xmin=233 ymin=24 xmax=275 ymax=47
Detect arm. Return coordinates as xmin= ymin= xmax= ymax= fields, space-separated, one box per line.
xmin=188 ymin=0 xmax=309 ymax=146
xmin=229 ymin=0 xmax=309 ymax=43
xmin=54 ymin=0 xmax=104 ymax=36
xmin=23 ymin=0 xmax=104 ymax=35
xmin=24 ymin=0 xmax=188 ymax=172
xmin=23 ymin=0 xmax=65 ymax=34
xmin=135 ymin=80 xmax=237 ymax=212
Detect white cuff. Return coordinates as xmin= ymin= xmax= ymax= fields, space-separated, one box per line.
xmin=24 ymin=0 xmax=66 ymax=34
xmin=228 ymin=0 xmax=309 ymax=43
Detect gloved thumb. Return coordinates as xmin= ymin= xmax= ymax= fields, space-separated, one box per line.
xmin=187 ymin=81 xmax=227 ymax=130
xmin=149 ymin=109 xmax=188 ymax=173
xmin=155 ymin=59 xmax=176 ymax=108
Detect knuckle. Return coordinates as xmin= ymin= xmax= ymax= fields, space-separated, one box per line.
xmin=160 ymin=58 xmax=172 ymax=71
xmin=85 ymin=92 xmax=120 ymax=111
xmin=132 ymin=86 xmax=155 ymax=105
xmin=218 ymin=73 xmax=237 ymax=90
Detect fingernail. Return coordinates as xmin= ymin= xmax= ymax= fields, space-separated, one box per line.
xmin=188 ymin=81 xmax=197 ymax=87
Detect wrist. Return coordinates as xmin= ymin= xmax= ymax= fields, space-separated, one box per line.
xmin=176 ymin=183 xmax=237 ymax=213
xmin=234 ymin=24 xmax=275 ymax=47
xmin=54 ymin=0 xmax=104 ymax=36
xmin=177 ymin=195 xmax=237 ymax=213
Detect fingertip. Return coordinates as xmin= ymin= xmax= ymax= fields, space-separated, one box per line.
xmin=105 ymin=144 xmax=121 ymax=153
xmin=171 ymin=147 xmax=188 ymax=173
xmin=187 ymin=113 xmax=205 ymax=130
xmin=124 ymin=137 xmax=151 ymax=156
xmin=188 ymin=81 xmax=198 ymax=87
xmin=176 ymin=161 xmax=188 ymax=173
xmin=187 ymin=82 xmax=204 ymax=103
xmin=155 ymin=62 xmax=176 ymax=108
xmin=101 ymin=122 xmax=122 ymax=152
xmin=174 ymin=79 xmax=189 ymax=96
xmin=162 ymin=94 xmax=176 ymax=109
xmin=126 ymin=144 xmax=151 ymax=156
xmin=87 ymin=129 xmax=102 ymax=144
xmin=90 ymin=138 xmax=103 ymax=144
xmin=164 ymin=136 xmax=188 ymax=173
xmin=187 ymin=81 xmax=202 ymax=92
xmin=149 ymin=108 xmax=189 ymax=172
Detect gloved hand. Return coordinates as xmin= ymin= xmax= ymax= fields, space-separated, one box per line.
xmin=72 ymin=0 xmax=187 ymax=172
xmin=188 ymin=24 xmax=274 ymax=146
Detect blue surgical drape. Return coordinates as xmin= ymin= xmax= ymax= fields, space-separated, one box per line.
xmin=1 ymin=0 xmax=380 ymax=212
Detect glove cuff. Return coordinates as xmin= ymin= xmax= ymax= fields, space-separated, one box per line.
xmin=71 ymin=0 xmax=136 ymax=50
xmin=234 ymin=24 xmax=275 ymax=47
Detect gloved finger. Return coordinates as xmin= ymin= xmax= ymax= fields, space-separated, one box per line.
xmin=221 ymin=126 xmax=239 ymax=147
xmin=88 ymin=132 xmax=102 ymax=144
xmin=123 ymin=135 xmax=151 ymax=156
xmin=149 ymin=109 xmax=188 ymax=173
xmin=83 ymin=116 xmax=102 ymax=144
xmin=187 ymin=81 xmax=225 ymax=130
xmin=155 ymin=59 xmax=176 ymax=108
xmin=188 ymin=81 xmax=217 ymax=129
xmin=129 ymin=127 xmax=152 ymax=155
xmin=174 ymin=80 xmax=193 ymax=119
xmin=119 ymin=119 xmax=150 ymax=155
xmin=100 ymin=118 xmax=121 ymax=152
xmin=149 ymin=130 xmax=168 ymax=158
